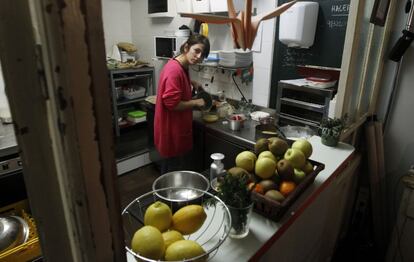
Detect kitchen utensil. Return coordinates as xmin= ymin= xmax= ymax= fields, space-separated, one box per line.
xmin=255 ymin=124 xmax=287 ymax=140
xmin=152 ymin=171 xmax=209 ymax=210
xmin=195 ymin=91 xmax=213 ymax=112
xmin=0 ymin=216 xmax=29 ymax=253
xmin=122 ymin=187 xmax=231 ymax=262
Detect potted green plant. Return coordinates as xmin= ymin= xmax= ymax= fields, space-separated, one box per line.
xmin=320 ymin=115 xmax=348 ymax=147
xmin=216 ymin=173 xmax=253 ymax=239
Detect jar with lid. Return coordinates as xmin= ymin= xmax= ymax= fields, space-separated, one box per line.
xmin=210 ymin=153 xmax=225 ymax=182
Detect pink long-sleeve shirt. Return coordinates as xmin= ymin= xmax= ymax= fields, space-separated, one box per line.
xmin=154 ymin=59 xmax=193 ymax=157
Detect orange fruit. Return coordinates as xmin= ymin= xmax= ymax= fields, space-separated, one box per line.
xmin=254 ymin=184 xmax=264 ymax=194
xmin=279 ymin=181 xmax=296 ymax=197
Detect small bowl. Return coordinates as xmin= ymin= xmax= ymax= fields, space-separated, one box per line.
xmin=226 ymin=114 xmax=246 ymax=131
xmin=152 ymin=171 xmax=209 ymax=210
xmin=0 ymin=216 xmax=29 ymax=253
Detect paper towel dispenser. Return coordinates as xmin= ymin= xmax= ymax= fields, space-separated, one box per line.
xmin=279 ymin=2 xmax=319 ymax=48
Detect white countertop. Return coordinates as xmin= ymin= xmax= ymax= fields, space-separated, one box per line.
xmin=126 ymin=136 xmax=355 ymax=261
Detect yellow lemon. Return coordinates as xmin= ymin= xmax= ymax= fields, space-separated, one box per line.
xmin=172 ymin=205 xmax=207 ymax=235
xmin=144 ymin=201 xmax=172 ymax=232
xmin=131 ymin=225 xmax=164 ymax=260
xmin=165 ymin=240 xmax=206 ymax=261
xmin=162 ymin=230 xmax=184 ymax=249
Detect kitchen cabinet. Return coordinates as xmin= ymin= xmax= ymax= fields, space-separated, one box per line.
xmin=109 ymin=67 xmax=155 ymax=136
xmin=276 ymin=81 xmax=336 ymax=130
xmin=258 ymin=154 xmax=360 ymax=262
xmin=203 ymin=131 xmax=250 ymax=170
xmin=148 ymin=0 xmax=176 ymax=17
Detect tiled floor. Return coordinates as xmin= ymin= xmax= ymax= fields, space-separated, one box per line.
xmin=117 ymin=163 xmax=160 ymax=208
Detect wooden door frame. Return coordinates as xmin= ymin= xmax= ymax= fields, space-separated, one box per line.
xmin=337 ymin=0 xmax=398 ymax=144
xmin=0 ymin=1 xmax=125 ymax=261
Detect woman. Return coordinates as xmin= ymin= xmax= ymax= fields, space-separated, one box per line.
xmin=154 ymin=34 xmax=210 ymax=174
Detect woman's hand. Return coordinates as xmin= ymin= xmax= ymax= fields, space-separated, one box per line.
xmin=193 ymin=98 xmax=205 ymax=108
xmin=191 ymin=80 xmax=203 ymax=93
xmin=173 ymin=98 xmax=205 ymax=111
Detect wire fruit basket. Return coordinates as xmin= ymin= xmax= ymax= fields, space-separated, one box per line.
xmin=122 ymin=187 xmax=231 ymax=261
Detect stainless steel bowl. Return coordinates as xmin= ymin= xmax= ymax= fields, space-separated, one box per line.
xmin=152 ymin=171 xmax=209 ymax=208
xmin=0 ymin=216 xmax=30 ymax=253
xmin=226 ymin=114 xmax=246 ymax=131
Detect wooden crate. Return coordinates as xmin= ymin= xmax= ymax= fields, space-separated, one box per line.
xmin=251 ymin=159 xmax=325 ymax=222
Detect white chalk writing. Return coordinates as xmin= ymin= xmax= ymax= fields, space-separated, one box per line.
xmin=331 ymin=4 xmax=350 ymax=14
xmin=327 ymin=19 xmax=347 ymax=28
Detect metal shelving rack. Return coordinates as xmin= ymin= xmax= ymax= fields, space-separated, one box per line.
xmin=109 ymin=67 xmax=155 ymax=136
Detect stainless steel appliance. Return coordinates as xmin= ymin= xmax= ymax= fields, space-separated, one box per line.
xmin=276 ymin=81 xmax=336 ymax=131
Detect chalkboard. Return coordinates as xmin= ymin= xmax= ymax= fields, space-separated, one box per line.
xmin=269 ymin=0 xmax=350 ymax=108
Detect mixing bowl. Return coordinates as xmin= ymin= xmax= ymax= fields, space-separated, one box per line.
xmin=152 ymin=171 xmax=209 ymax=209
xmin=0 ymin=215 xmax=29 ymax=253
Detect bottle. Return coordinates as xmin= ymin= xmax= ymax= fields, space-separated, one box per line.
xmin=210 ymin=153 xmax=225 ymax=182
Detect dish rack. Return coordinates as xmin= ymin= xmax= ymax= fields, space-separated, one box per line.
xmin=122 ymin=187 xmax=231 ymax=261
xmin=0 ymin=200 xmax=41 ymax=262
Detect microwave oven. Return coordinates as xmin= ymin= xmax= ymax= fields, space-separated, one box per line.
xmin=154 ymin=36 xmax=188 ymax=58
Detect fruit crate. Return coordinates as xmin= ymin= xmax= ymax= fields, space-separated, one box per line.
xmin=0 ymin=200 xmax=42 ymax=262
xmin=251 ymin=159 xmax=324 ymax=222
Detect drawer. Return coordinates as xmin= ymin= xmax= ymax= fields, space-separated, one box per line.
xmin=280 ymin=86 xmax=332 ymax=105
xmin=280 ymin=97 xmax=326 ymax=113
xmin=278 ymin=113 xmax=320 ymax=129
xmin=280 ymin=103 xmax=324 ymax=123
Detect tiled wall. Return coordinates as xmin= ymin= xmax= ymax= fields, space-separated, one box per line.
xmin=124 ymin=0 xmax=279 ymax=107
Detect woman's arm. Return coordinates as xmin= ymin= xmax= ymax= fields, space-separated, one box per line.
xmin=173 ymin=98 xmax=205 ymax=111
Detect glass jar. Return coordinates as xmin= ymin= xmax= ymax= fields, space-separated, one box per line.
xmin=210 ymin=153 xmax=225 ymax=182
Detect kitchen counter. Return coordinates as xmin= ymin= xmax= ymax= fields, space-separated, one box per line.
xmin=126 ymin=113 xmax=355 ymax=261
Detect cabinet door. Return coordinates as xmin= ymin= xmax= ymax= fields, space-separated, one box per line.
xmin=182 ymin=123 xmax=204 ymax=172
xmin=203 ymin=132 xmax=248 ymax=170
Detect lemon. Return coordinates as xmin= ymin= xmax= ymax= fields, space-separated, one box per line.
xmin=165 ymin=240 xmax=206 ymax=261
xmin=131 ymin=225 xmax=165 ymax=260
xmin=144 ymin=201 xmax=172 ymax=232
xmin=172 ymin=205 xmax=207 ymax=235
xmin=162 ymin=230 xmax=184 ymax=249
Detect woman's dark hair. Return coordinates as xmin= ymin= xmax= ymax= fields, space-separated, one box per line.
xmin=180 ymin=34 xmax=210 ymax=58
